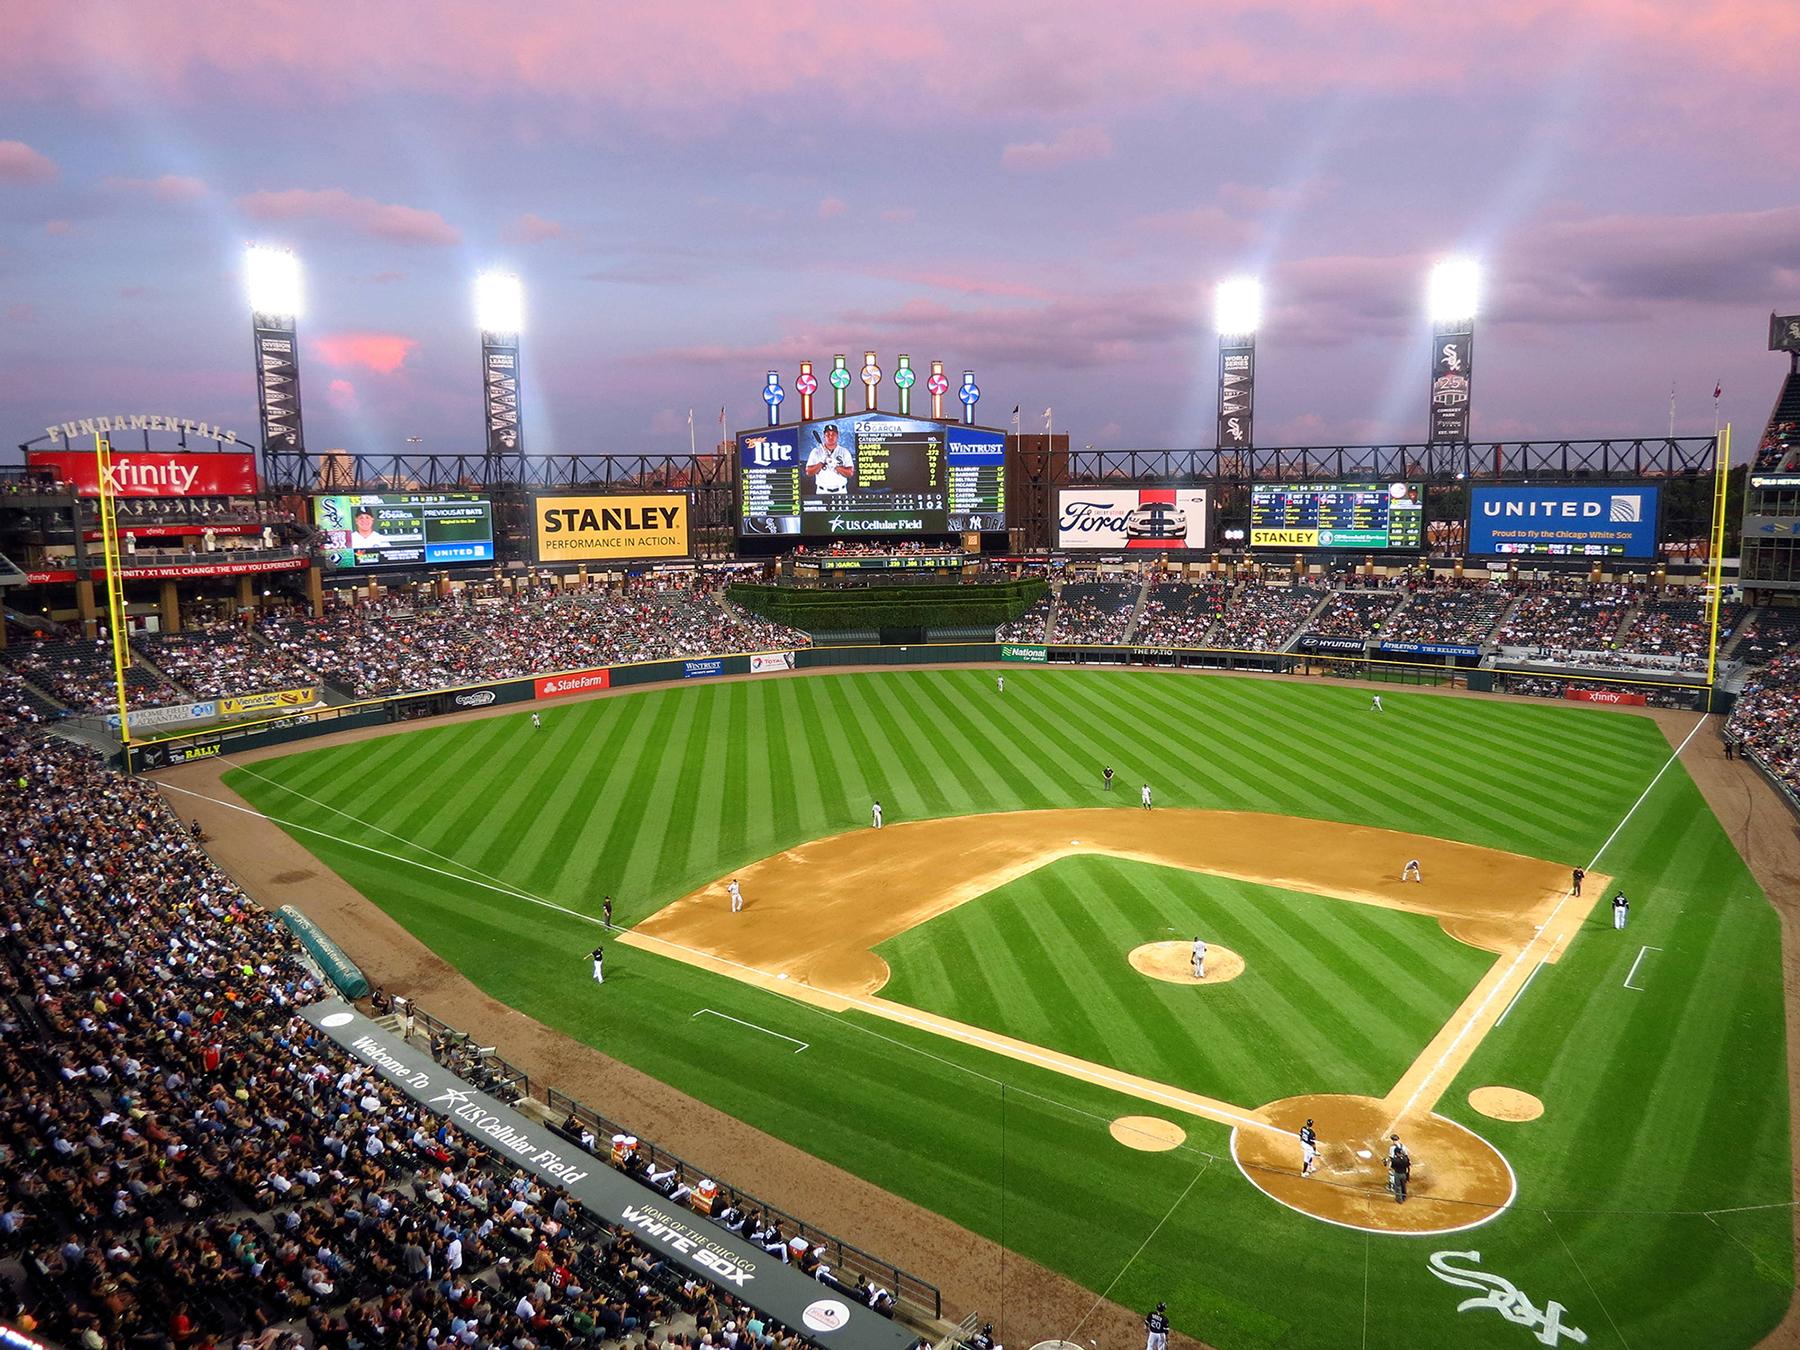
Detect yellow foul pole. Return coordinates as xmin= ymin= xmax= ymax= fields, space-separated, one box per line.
xmin=1702 ymin=423 xmax=1732 ymax=710
xmin=93 ymin=434 xmax=133 ymax=748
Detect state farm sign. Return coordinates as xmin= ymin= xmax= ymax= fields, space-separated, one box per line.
xmin=535 ymin=668 xmax=612 ymax=699
xmin=28 ymin=450 xmax=259 ymax=498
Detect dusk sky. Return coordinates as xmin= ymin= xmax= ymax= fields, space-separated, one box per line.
xmin=2 ymin=1 xmax=1796 ymax=460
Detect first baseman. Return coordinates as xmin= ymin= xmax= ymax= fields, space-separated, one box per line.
xmin=729 ymin=879 xmax=743 ymax=913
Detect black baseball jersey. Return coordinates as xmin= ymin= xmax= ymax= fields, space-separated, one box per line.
xmin=1299 ymin=1124 xmax=1317 ymax=1147
xmin=1146 ymin=1312 xmax=1170 ymax=1335
xmin=1390 ymin=1147 xmax=1411 ymax=1175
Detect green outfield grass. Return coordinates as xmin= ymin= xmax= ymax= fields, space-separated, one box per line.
xmin=877 ymin=856 xmax=1494 ymax=1105
xmin=225 ymin=668 xmax=1793 ymax=1349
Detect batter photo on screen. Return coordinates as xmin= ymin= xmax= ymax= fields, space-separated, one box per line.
xmin=804 ymin=424 xmax=855 ymax=498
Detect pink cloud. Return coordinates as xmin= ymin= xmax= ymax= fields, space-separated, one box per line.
xmin=819 ymin=197 xmax=847 ymax=220
xmin=504 ymin=212 xmax=566 ymax=243
xmin=367 ymin=270 xmax=406 ymax=284
xmin=237 ymin=187 xmax=460 ymax=246
xmin=43 ymin=219 xmax=78 ymax=236
xmin=312 ymin=331 xmax=419 ymax=374
xmin=5 ymin=302 xmax=37 ymax=323
xmin=881 ymin=208 xmax=918 ymax=225
xmin=104 ymin=173 xmax=206 ymax=201
xmin=326 ymin=378 xmax=358 ymax=412
xmin=1001 ymin=125 xmax=1112 ymax=171
xmin=0 ymin=140 xmax=56 ymax=183
xmin=1134 ymin=205 xmax=1258 ymax=249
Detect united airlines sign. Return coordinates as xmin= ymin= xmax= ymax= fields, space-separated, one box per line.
xmin=1467 ymin=485 xmax=1660 ymax=559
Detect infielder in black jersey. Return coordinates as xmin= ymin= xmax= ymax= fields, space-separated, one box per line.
xmin=1299 ymin=1119 xmax=1318 ymax=1177
xmin=1145 ymin=1303 xmax=1170 ymax=1350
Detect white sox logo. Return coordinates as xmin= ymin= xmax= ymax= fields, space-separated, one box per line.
xmin=1428 ymin=1250 xmax=1586 ymax=1345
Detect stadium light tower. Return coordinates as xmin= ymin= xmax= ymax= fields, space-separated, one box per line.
xmin=475 ymin=271 xmax=524 ymax=462
xmin=246 ymin=244 xmax=307 ymax=459
xmin=1214 ymin=276 xmax=1261 ymax=452
xmin=1427 ymin=258 xmax=1479 ymax=444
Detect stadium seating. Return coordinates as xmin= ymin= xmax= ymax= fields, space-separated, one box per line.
xmin=995 ymin=595 xmax=1053 ymax=642
xmin=1050 ymin=583 xmax=1137 ymax=644
xmin=1495 ymin=584 xmax=1636 ymax=655
xmin=1302 ymin=591 xmax=1401 ymax=640
xmin=1729 ymin=607 xmax=1800 ymax=667
xmin=1378 ymin=583 xmax=1512 ymax=647
xmin=1729 ymin=653 xmax=1800 ymax=791
xmin=1210 ymin=583 xmax=1326 ymax=651
xmin=0 ymin=635 xmax=185 ymax=712
xmin=1135 ymin=579 xmax=1226 ymax=646
xmin=137 ymin=624 xmax=320 ymax=699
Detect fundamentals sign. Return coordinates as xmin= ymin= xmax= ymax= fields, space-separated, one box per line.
xmin=533 ymin=494 xmax=691 ymax=561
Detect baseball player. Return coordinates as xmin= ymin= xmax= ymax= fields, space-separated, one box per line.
xmin=1144 ymin=1303 xmax=1170 ymax=1350
xmin=1401 ymin=859 xmax=1422 ymax=883
xmin=1103 ymin=765 xmax=1115 ymax=791
xmin=1371 ymin=694 xmax=1383 ymax=713
xmin=590 ymin=945 xmax=605 ymax=985
xmin=531 ymin=712 xmax=542 ymax=729
xmin=602 ymin=895 xmax=614 ymax=928
xmin=804 ymin=424 xmax=855 ymax=494
xmin=1571 ymin=866 xmax=1584 ymax=897
xmin=997 ymin=674 xmax=1005 ymax=694
xmin=1141 ymin=783 xmax=1153 ymax=810
xmin=1387 ymin=1135 xmax=1410 ymax=1203
xmin=872 ymin=800 xmax=883 ymax=830
xmin=729 ymin=879 xmax=743 ymax=913
xmin=1299 ymin=1118 xmax=1318 ymax=1178
xmin=1190 ymin=937 xmax=1207 ymax=979
xmin=1612 ymin=890 xmax=1629 ymax=929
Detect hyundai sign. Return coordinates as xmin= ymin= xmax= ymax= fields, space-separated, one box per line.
xmin=1468 ymin=485 xmax=1661 ymax=558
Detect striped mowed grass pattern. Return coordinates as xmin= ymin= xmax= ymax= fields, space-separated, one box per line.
xmin=226 ymin=669 xmax=1792 ymax=1350
xmin=875 ymin=855 xmax=1494 ymax=1105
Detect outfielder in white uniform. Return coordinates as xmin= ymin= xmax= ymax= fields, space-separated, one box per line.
xmin=1371 ymin=695 xmax=1383 ymax=712
xmin=1401 ymin=859 xmax=1422 ymax=883
xmin=728 ymin=879 xmax=743 ymax=913
xmin=997 ymin=674 xmax=1004 ymax=693
xmin=1190 ymin=937 xmax=1207 ymax=980
xmin=872 ymin=800 xmax=883 ymax=829
xmin=1141 ymin=783 xmax=1153 ymax=810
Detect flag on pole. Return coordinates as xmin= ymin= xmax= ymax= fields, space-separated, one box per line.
xmin=1011 ymin=405 xmax=1020 ymax=417
xmin=1042 ymin=407 xmax=1053 ymax=430
xmin=687 ymin=409 xmax=694 ymax=428
xmin=1713 ymin=382 xmax=1722 ymax=402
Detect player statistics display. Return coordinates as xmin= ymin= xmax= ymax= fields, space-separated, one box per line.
xmin=315 ymin=493 xmax=495 ymax=569
xmin=1249 ymin=483 xmax=1424 ymax=550
xmin=738 ymin=412 xmax=1005 ymax=536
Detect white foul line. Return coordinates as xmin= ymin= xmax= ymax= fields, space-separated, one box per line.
xmin=692 ymin=1008 xmax=809 ymax=1053
xmin=1388 ymin=712 xmax=1710 ymax=1123
xmin=1622 ymin=945 xmax=1661 ymax=991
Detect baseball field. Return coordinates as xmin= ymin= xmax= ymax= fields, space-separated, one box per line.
xmin=213 ymin=668 xmax=1793 ymax=1349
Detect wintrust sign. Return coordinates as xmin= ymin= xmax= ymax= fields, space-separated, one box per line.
xmin=535 ymin=668 xmax=611 ymax=699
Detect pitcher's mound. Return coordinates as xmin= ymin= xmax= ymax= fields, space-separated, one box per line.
xmin=1468 ymin=1086 xmax=1544 ymax=1121
xmin=1109 ymin=1115 xmax=1187 ymax=1152
xmin=1129 ymin=940 xmax=1244 ymax=985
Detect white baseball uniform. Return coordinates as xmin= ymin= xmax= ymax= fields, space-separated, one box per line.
xmin=1191 ymin=939 xmax=1207 ymax=979
xmin=729 ymin=881 xmax=742 ymax=913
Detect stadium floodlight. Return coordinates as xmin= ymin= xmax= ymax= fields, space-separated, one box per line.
xmin=1428 ymin=258 xmax=1481 ymax=324
xmin=475 ymin=270 xmax=524 ymax=335
xmin=245 ymin=244 xmax=303 ymax=319
xmin=1214 ymin=277 xmax=1263 ymax=338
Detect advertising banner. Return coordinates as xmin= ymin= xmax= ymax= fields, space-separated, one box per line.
xmin=749 ymin=652 xmax=796 ymax=674
xmin=1217 ymin=341 xmax=1254 ymax=450
xmin=1055 ymin=487 xmax=1210 ymax=550
xmin=1378 ymin=641 xmax=1482 ymax=659
xmin=1467 ymin=485 xmax=1660 ymax=557
xmin=300 ymin=1002 xmax=916 ymax=1350
xmin=133 ymin=736 xmax=222 ymax=769
xmin=483 ymin=338 xmax=522 ymax=455
xmin=316 ymin=493 xmax=495 ymax=569
xmin=1001 ymin=644 xmax=1047 ymax=663
xmin=1565 ymin=687 xmax=1648 ymax=706
xmin=218 ymin=687 xmax=316 ymax=717
xmin=105 ymin=700 xmax=217 ymax=730
xmin=683 ymin=658 xmax=724 ymax=679
xmin=254 ymin=323 xmax=305 ymax=452
xmin=447 ymin=684 xmax=516 ymax=710
xmin=28 ymin=450 xmax=259 ymax=498
xmin=1298 ymin=635 xmax=1367 ymax=653
xmin=536 ymin=668 xmax=612 ymax=699
xmin=1429 ymin=327 xmax=1473 ymax=443
xmin=533 ymin=494 xmax=691 ymax=562
xmin=1250 ymin=483 xmax=1424 ymax=551
xmin=25 ymin=557 xmax=308 ymax=584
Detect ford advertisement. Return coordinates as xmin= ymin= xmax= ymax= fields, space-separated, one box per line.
xmin=1467 ymin=485 xmax=1661 ymax=558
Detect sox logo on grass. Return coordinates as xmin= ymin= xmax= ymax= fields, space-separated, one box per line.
xmin=1428 ymin=1250 xmax=1587 ymax=1345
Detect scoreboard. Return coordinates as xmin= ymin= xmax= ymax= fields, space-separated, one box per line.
xmin=738 ymin=413 xmax=1004 ymax=536
xmin=1250 ymin=482 xmax=1424 ymax=550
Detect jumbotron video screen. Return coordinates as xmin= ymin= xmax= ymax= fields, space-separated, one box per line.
xmin=1249 ymin=482 xmax=1424 ymax=550
xmin=738 ymin=412 xmax=1005 ymax=536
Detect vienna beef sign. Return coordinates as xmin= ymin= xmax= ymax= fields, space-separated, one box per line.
xmin=30 ymin=448 xmax=259 ymax=498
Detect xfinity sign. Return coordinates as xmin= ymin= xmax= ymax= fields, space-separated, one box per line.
xmin=1468 ymin=485 xmax=1660 ymax=559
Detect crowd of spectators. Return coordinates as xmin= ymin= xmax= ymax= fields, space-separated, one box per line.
xmin=1608 ymin=597 xmax=1746 ymax=664
xmin=1730 ymin=653 xmax=1800 ymax=790
xmin=259 ymin=586 xmax=809 ymax=699
xmin=1 ymin=634 xmax=186 ymax=713
xmin=995 ymin=595 xmax=1052 ymax=643
xmin=1377 ymin=584 xmax=1512 ymax=648
xmin=137 ymin=625 xmax=321 ymax=700
xmin=1302 ymin=591 xmax=1400 ymax=641
xmin=0 ymin=729 xmax=902 ymax=1350
xmin=1135 ymin=580 xmax=1226 ymax=647
xmin=1495 ymin=584 xmax=1637 ymax=656
xmin=1210 ymin=584 xmax=1326 ymax=652
xmin=1050 ymin=583 xmax=1137 ymax=645
xmin=792 ymin=541 xmax=959 ymax=558
xmin=1731 ymin=607 xmax=1800 ymax=668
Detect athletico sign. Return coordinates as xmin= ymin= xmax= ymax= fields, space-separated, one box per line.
xmin=28 ymin=449 xmax=259 ymax=498
xmin=533 ymin=493 xmax=691 ymax=562
xmin=536 ymin=668 xmax=611 ymax=699
xmin=1468 ymin=485 xmax=1660 ymax=558
xmin=301 ymin=1002 xmax=916 ymax=1350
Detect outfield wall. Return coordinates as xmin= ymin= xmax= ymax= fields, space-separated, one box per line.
xmin=118 ymin=641 xmax=1726 ymax=772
